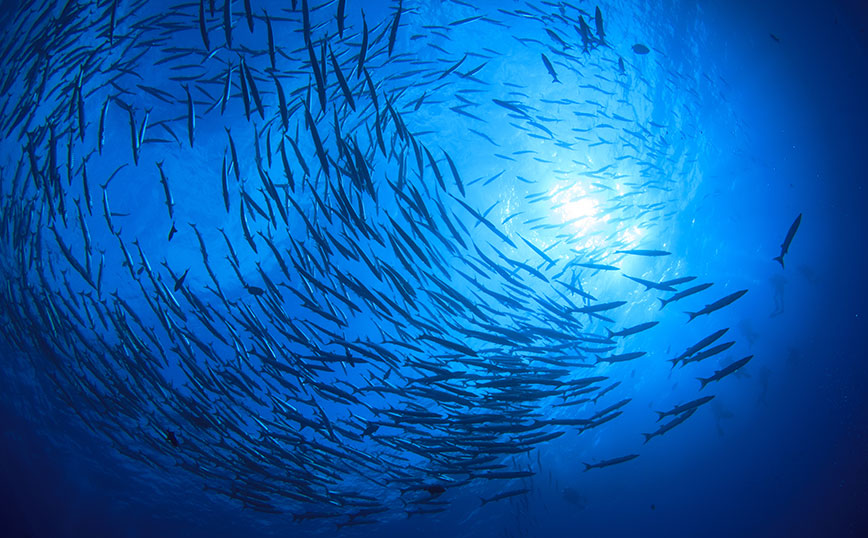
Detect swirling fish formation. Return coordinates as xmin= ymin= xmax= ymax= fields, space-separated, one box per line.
xmin=0 ymin=0 xmax=751 ymax=529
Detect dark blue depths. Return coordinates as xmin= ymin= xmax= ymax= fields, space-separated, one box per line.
xmin=0 ymin=0 xmax=866 ymax=537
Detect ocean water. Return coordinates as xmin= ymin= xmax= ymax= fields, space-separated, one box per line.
xmin=0 ymin=1 xmax=866 ymax=537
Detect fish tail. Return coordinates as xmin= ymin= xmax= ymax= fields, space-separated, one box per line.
xmin=658 ymin=298 xmax=668 ymax=310
xmin=655 ymin=411 xmax=666 ymax=422
xmin=642 ymin=433 xmax=652 ymax=444
xmin=686 ymin=311 xmax=698 ymax=322
xmin=773 ymin=255 xmax=784 ymax=268
xmin=697 ymin=377 xmax=711 ymax=390
xmin=480 ymin=497 xmax=488 ymax=506
xmin=582 ymin=462 xmax=592 ymax=471
xmin=606 ymin=328 xmax=614 ymax=339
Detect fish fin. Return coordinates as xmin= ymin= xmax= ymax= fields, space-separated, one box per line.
xmin=582 ymin=462 xmax=592 ymax=471
xmin=773 ymin=255 xmax=784 ymax=268
xmin=480 ymin=497 xmax=488 ymax=506
xmin=642 ymin=433 xmax=652 ymax=444
xmin=686 ymin=311 xmax=698 ymax=322
xmin=697 ymin=377 xmax=711 ymax=390
xmin=606 ymin=328 xmax=614 ymax=339
xmin=655 ymin=411 xmax=665 ymax=422
xmin=658 ymin=298 xmax=667 ymax=310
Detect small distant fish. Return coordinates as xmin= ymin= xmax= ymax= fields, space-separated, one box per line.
xmin=480 ymin=488 xmax=530 ymax=505
xmin=616 ymin=249 xmax=669 ymax=257
xmin=773 ymin=213 xmax=802 ymax=268
xmin=583 ymin=454 xmax=639 ymax=471
xmin=632 ymin=44 xmax=650 ymax=54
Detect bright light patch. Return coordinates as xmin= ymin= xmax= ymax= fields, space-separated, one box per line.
xmin=549 ymin=182 xmax=651 ymax=254
xmin=554 ymin=185 xmax=603 ymax=229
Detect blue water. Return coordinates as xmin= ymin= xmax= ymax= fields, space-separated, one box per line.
xmin=1 ymin=0 xmax=866 ymax=537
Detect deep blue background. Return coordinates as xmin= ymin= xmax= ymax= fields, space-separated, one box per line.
xmin=1 ymin=0 xmax=867 ymax=537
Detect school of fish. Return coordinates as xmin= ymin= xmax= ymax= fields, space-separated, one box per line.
xmin=0 ymin=0 xmax=760 ymax=528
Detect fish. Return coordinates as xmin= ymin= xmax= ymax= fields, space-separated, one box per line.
xmin=607 ymin=321 xmax=658 ymax=338
xmin=578 ymin=15 xmax=592 ymax=52
xmin=679 ymin=341 xmax=736 ymax=367
xmin=660 ymin=276 xmax=697 ymax=287
xmin=155 ymin=161 xmax=174 ymax=220
xmin=443 ymin=150 xmax=465 ymax=196
xmin=273 ymin=74 xmax=289 ymax=131
xmin=655 ymin=396 xmax=714 ymax=422
xmin=98 ymin=99 xmax=109 ymax=154
xmin=198 ymin=0 xmax=210 ymax=50
xmin=0 ymin=1 xmax=765 ymax=525
xmin=575 ymin=262 xmax=619 ymax=271
xmin=242 ymin=60 xmax=264 ymax=119
xmin=615 ymin=249 xmax=670 ymax=257
xmin=265 ymin=12 xmax=276 ymax=71
xmin=773 ymin=213 xmax=802 ymax=268
xmin=687 ymin=289 xmax=748 ymax=322
xmin=243 ymin=0 xmax=253 ymax=32
xmin=358 ymin=12 xmax=368 ymax=76
xmin=108 ymin=0 xmax=118 ymax=44
xmin=572 ymin=301 xmax=627 ymax=314
xmin=623 ymin=275 xmax=676 ymax=292
xmin=223 ymin=0 xmax=232 ymax=48
xmin=596 ymin=351 xmax=646 ymax=364
xmin=642 ymin=408 xmax=697 ymax=443
xmin=329 ymin=46 xmax=356 ymax=112
xmin=670 ymin=328 xmax=729 ymax=368
xmin=173 ymin=268 xmax=190 ymax=291
xmin=583 ymin=454 xmax=639 ymax=471
xmin=220 ymin=64 xmax=233 ymax=115
xmin=659 ymin=282 xmax=713 ymax=310
xmin=541 ymin=53 xmax=560 ymax=83
xmin=337 ymin=0 xmax=346 ymax=37
xmin=699 ymin=356 xmax=754 ymax=389
xmin=184 ymin=84 xmax=195 ymax=147
xmin=480 ymin=488 xmax=530 ymax=505
xmin=594 ymin=6 xmax=606 ymax=44
xmin=388 ymin=0 xmax=403 ymax=57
